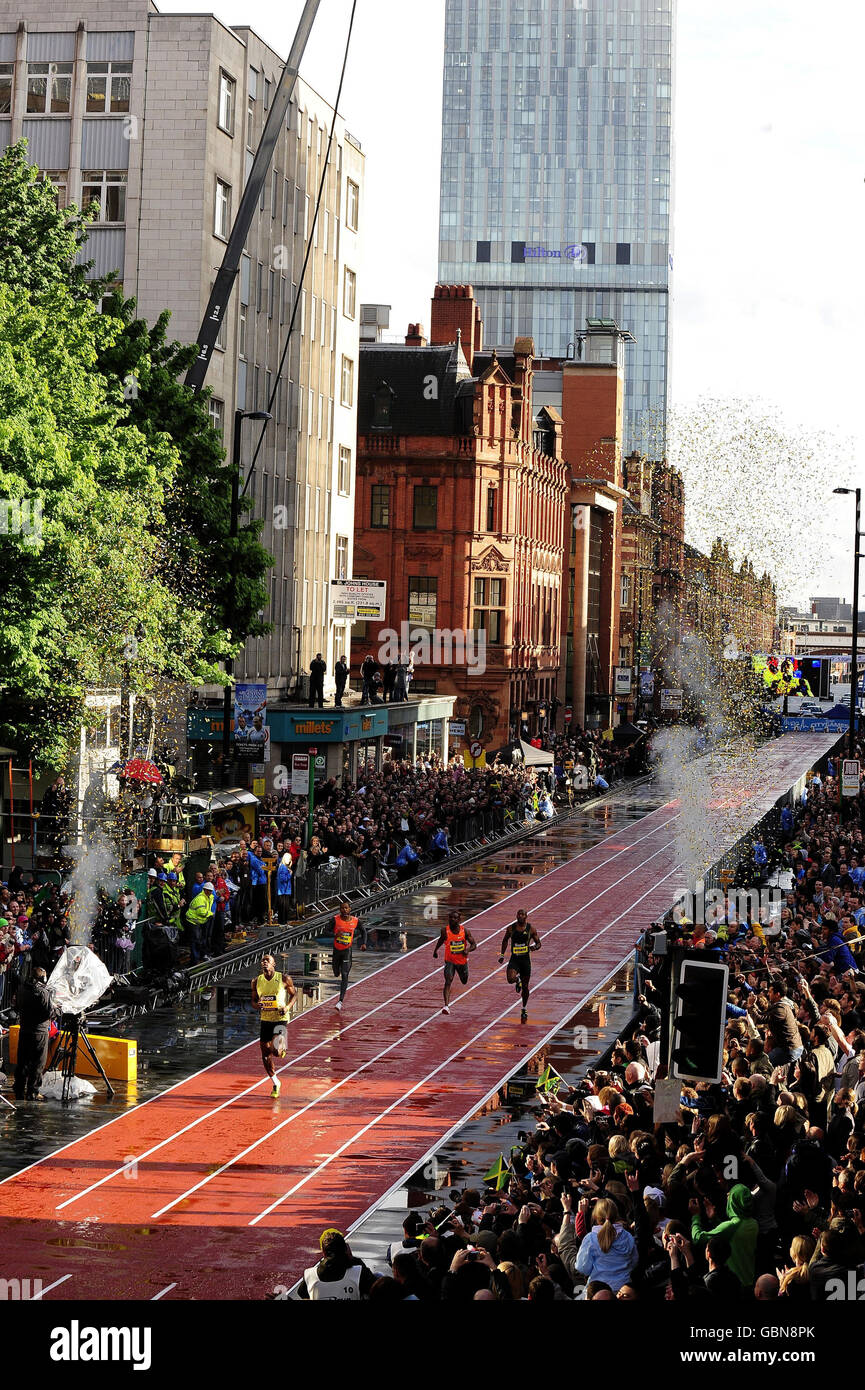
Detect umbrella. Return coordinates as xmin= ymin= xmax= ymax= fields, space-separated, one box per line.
xmin=121 ymin=758 xmax=164 ymax=785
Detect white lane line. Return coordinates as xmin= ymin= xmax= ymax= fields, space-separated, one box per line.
xmin=57 ymin=809 xmax=679 ymax=1213
xmin=151 ymin=1283 xmax=177 ymax=1300
xmin=249 ymin=859 xmax=682 ymax=1225
xmin=29 ymin=1273 xmax=72 ymax=1300
xmin=152 ymin=834 xmax=679 ymax=1219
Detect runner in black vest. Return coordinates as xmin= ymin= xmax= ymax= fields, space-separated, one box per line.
xmin=498 ymin=908 xmax=541 ymax=1024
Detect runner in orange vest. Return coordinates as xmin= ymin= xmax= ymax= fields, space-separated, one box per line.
xmin=433 ymin=910 xmax=477 ymax=1015
xmin=332 ymin=899 xmax=366 ymax=1012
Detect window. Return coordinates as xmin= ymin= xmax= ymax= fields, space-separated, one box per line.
xmin=619 ymin=645 xmax=631 ymax=667
xmin=473 ymin=577 xmax=505 ymax=643
xmin=616 ymin=242 xmax=631 ymax=265
xmin=239 ymin=303 xmax=248 ymax=358
xmin=335 ymin=534 xmax=349 ymax=580
xmin=217 ymin=70 xmax=235 ymax=133
xmin=343 ymin=266 xmax=356 ymax=319
xmin=581 ymin=241 xmax=596 ymax=265
xmin=346 ymin=178 xmax=359 ymax=231
xmin=246 ymin=96 xmax=255 ymax=147
xmin=511 ymin=240 xmax=526 ymax=262
xmin=263 ymin=76 xmax=271 ymax=108
xmin=214 ymin=178 xmax=231 ymax=238
xmin=27 ymin=62 xmax=72 ymax=114
xmin=207 ymin=397 xmax=225 ymax=435
xmin=82 ymin=170 xmax=127 ymax=224
xmin=271 ymin=167 xmax=278 ymax=217
xmin=409 ymin=576 xmax=437 ymax=629
xmin=476 ymin=240 xmax=491 ymax=263
xmin=370 ymin=485 xmax=390 ymax=528
xmin=621 ymin=573 xmax=631 ymax=607
xmin=0 ymin=64 xmax=12 ymax=115
xmin=214 ymin=285 xmax=226 ymax=350
xmin=86 ymin=60 xmax=132 ymax=114
xmin=413 ymin=485 xmax=438 ymax=530
xmin=486 ymin=484 xmax=497 ymax=532
xmin=338 ymin=446 xmax=351 ymax=495
xmin=43 ymin=171 xmax=67 ymax=210
xmin=268 ymin=268 xmax=275 ymax=318
xmin=256 ymin=261 xmax=264 ymax=311
xmin=340 ymin=355 xmax=354 ymax=407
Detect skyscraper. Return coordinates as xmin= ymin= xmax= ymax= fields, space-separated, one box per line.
xmin=438 ymin=0 xmax=674 ymax=454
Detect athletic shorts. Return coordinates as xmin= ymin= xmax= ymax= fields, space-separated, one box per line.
xmin=508 ymin=954 xmax=532 ymax=982
xmin=259 ymin=1021 xmax=281 ymax=1042
xmin=443 ymin=960 xmax=469 ymax=985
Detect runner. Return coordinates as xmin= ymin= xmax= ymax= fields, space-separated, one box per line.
xmin=433 ymin=909 xmax=477 ymax=1015
xmin=252 ymin=952 xmax=296 ymax=1097
xmin=332 ymin=899 xmax=366 ymax=1012
xmin=498 ymin=907 xmax=541 ymax=1023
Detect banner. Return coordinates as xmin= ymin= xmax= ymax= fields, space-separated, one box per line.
xmin=841 ymin=759 xmax=860 ymax=797
xmin=614 ymin=667 xmax=632 ymax=696
xmin=234 ymin=681 xmax=269 ymax=761
xmin=330 ymin=579 xmax=386 ymax=621
xmin=640 ymin=670 xmax=654 ymax=699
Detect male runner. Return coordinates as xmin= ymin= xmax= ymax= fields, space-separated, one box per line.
xmin=332 ymin=899 xmax=366 ymax=1012
xmin=433 ymin=909 xmax=477 ymax=1015
xmin=498 ymin=908 xmax=541 ymax=1023
xmin=252 ymin=952 xmax=296 ymax=1097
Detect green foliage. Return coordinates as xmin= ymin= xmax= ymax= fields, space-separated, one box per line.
xmin=0 ymin=141 xmax=273 ymax=771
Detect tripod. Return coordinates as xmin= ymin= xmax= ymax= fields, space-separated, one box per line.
xmin=49 ymin=1014 xmax=115 ymax=1103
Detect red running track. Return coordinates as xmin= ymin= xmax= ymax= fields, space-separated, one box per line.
xmin=0 ymin=735 xmax=836 ymax=1299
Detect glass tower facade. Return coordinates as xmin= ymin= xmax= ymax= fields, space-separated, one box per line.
xmin=438 ymin=0 xmax=674 ymax=454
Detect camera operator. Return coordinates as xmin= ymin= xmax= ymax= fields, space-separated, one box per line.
xmin=12 ymin=965 xmax=54 ymax=1101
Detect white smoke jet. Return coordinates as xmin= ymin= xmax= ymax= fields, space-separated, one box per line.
xmin=63 ymin=828 xmax=123 ymax=947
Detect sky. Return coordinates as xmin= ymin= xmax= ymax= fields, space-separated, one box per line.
xmin=162 ymin=0 xmax=865 ymax=606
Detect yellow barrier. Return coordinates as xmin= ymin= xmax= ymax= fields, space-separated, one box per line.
xmin=7 ymin=1025 xmax=138 ymax=1083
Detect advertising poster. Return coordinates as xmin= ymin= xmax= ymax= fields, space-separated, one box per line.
xmin=234 ymin=681 xmax=269 ymax=761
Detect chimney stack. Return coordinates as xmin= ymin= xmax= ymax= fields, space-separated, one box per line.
xmin=429 ymin=284 xmax=483 ymax=371
xmin=405 ymin=322 xmax=427 ymax=346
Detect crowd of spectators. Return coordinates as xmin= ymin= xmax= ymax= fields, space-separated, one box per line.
xmin=303 ymin=749 xmax=865 ymax=1301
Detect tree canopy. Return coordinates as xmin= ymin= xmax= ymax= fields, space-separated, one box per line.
xmin=0 ymin=142 xmax=272 ymax=770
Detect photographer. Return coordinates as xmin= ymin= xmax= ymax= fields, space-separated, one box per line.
xmin=12 ymin=965 xmax=54 ymax=1101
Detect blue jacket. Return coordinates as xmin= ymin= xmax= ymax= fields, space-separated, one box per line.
xmin=819 ymin=933 xmax=857 ymax=975
xmin=247 ymin=852 xmax=266 ymax=887
xmin=397 ymin=843 xmax=418 ymax=866
xmin=276 ymin=862 xmax=293 ymax=895
xmin=575 ymin=1224 xmax=638 ymax=1293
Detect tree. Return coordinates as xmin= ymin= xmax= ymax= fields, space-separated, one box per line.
xmin=0 ymin=141 xmax=271 ymax=648
xmin=0 ymin=142 xmax=273 ymax=768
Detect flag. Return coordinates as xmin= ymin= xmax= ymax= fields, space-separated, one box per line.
xmin=536 ymin=1064 xmax=562 ymax=1095
xmin=33 ymin=885 xmax=52 ymax=906
xmin=483 ymin=1154 xmax=510 ymax=1191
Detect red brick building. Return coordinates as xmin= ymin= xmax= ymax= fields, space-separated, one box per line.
xmin=351 ymin=284 xmax=569 ymax=751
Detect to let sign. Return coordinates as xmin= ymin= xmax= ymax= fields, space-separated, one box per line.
xmin=841 ymin=759 xmax=860 ymax=797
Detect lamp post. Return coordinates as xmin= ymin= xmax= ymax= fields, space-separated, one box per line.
xmin=833 ymin=487 xmax=861 ymax=758
xmin=221 ymin=408 xmax=272 ymax=787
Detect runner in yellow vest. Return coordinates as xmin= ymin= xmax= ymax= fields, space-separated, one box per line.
xmin=252 ymin=952 xmax=297 ymax=1097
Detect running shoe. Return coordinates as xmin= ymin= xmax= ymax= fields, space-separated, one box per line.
xmin=520 ymin=1009 xmax=527 ymax=1024
xmin=335 ymin=1000 xmax=342 ymax=1012
xmin=442 ymin=1005 xmax=450 ymax=1014
xmin=271 ymin=1078 xmax=281 ymax=1098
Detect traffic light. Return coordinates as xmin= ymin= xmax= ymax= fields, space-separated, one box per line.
xmin=671 ymin=958 xmax=728 ymax=1084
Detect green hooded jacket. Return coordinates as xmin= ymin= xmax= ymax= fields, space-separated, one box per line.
xmin=690 ymin=1183 xmax=758 ymax=1287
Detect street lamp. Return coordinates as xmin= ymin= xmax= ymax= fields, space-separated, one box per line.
xmin=833 ymin=487 xmax=861 ymax=758
xmin=222 ymin=408 xmax=272 ymax=786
